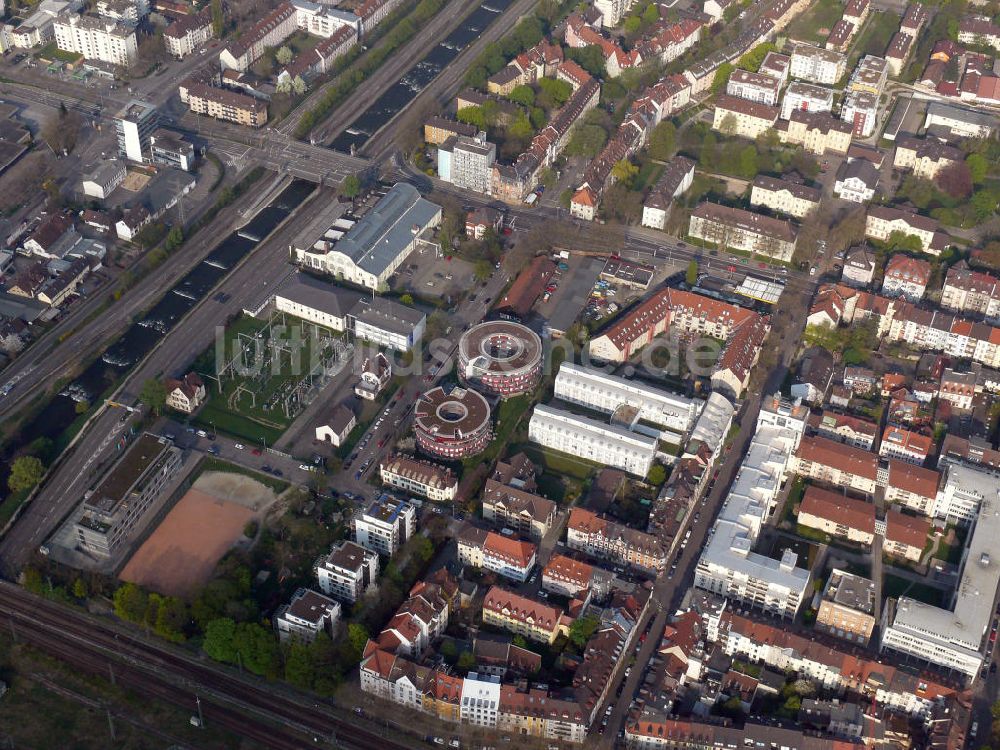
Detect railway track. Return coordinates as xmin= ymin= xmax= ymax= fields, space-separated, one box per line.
xmin=0 ymin=582 xmax=416 ymax=750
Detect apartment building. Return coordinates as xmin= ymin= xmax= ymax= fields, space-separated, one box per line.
xmin=882 ymin=509 xmax=929 ymax=562
xmin=74 ymin=434 xmax=182 ymax=558
xmin=163 ymin=10 xmax=212 ymax=58
xmin=528 ymin=403 xmax=657 ymax=477
xmin=865 ymin=206 xmax=944 ymax=255
xmin=689 ymin=202 xmax=797 ymax=262
xmin=780 ymin=81 xmax=834 ymax=120
xmin=793 ymin=435 xmax=878 ymax=494
xmin=640 ymin=155 xmax=695 ymax=230
xmin=882 ymin=254 xmax=931 ymax=301
xmin=797 ymin=486 xmax=876 ymax=544
xmin=374 ymin=570 xmax=456 ymax=657
xmin=884 ymin=459 xmax=940 ymax=516
xmin=275 ymin=588 xmax=341 ymax=643
xmin=810 ymin=410 xmax=877 ymax=450
xmin=749 ymin=175 xmax=820 ymax=219
xmin=482 ymin=480 xmax=555 ymax=540
xmin=778 ymin=110 xmax=852 ymax=155
xmin=789 ymin=44 xmax=846 ymax=84
xmin=114 ymin=99 xmax=157 ymax=163
xmin=840 ymin=90 xmax=879 ymax=137
xmin=440 ymin=133 xmax=495 ymax=195
xmin=711 ymin=94 xmax=779 ymax=139
xmin=879 ymin=425 xmax=932 ymax=465
xmin=939 ymin=367 xmax=979 ymax=410
xmin=54 ymin=12 xmax=137 ymax=66
xmin=816 ymin=569 xmax=876 ymax=644
xmin=884 ymin=32 xmax=913 ymax=77
xmin=379 ymin=454 xmax=458 ymax=502
xmin=759 ymin=51 xmax=790 ymax=85
xmin=542 ymin=554 xmax=595 ymax=598
xmin=553 ymin=361 xmax=702 ymax=434
xmin=934 ymin=458 xmax=999 ymax=523
xmin=482 ymin=586 xmax=565 ymax=644
xmin=567 ymin=507 xmax=666 ymax=574
xmin=958 ymin=15 xmax=1000 ymax=52
xmin=833 ymin=158 xmax=879 ymax=203
xmin=842 ymin=247 xmax=877 ymax=287
xmin=353 ymin=496 xmax=416 ymax=556
xmin=726 ymin=69 xmax=782 ymax=106
xmin=179 ymin=81 xmax=268 ymax=127
xmin=893 ymin=136 xmax=962 ymax=181
xmin=457 ymin=528 xmax=537 ymax=583
xmin=843 ymin=0 xmax=869 ymax=26
xmin=848 ymin=55 xmax=889 ymax=97
xmin=315 ymin=540 xmax=379 ymax=603
xmin=941 ymin=262 xmax=1000 ymax=320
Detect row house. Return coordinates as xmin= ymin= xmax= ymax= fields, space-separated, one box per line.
xmin=640 ymin=156 xmax=696 ymax=230
xmin=884 ymin=458 xmax=940 ymax=516
xmin=886 ymin=302 xmax=1000 ymax=370
xmin=566 ymin=507 xmax=666 ymax=574
xmin=797 ymin=485 xmax=876 ymax=545
xmin=542 ymin=554 xmax=595 ymax=598
xmin=482 ymin=585 xmax=567 ymax=644
xmin=843 ymin=0 xmax=869 ymax=27
xmin=792 ymin=434 xmax=878 ymax=494
xmin=636 ymin=17 xmax=702 ymax=66
xmin=958 ymin=16 xmax=1000 ymax=52
xmin=884 ymin=32 xmax=914 ymax=77
xmin=481 ymin=479 xmax=556 ymax=540
xmin=900 ymin=2 xmax=929 ymax=36
xmin=809 ymin=409 xmax=877 ymax=450
xmin=941 ymin=261 xmax=1000 ymax=321
xmin=379 ymin=454 xmax=458 ymax=501
xmin=879 ymin=425 xmax=932 ymax=465
xmin=825 ymin=19 xmax=856 ymax=53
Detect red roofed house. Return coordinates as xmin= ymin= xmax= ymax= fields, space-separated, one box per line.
xmin=793 ymin=435 xmax=879 ymax=494
xmin=883 ymin=509 xmax=929 ymax=562
xmin=797 ymin=485 xmax=876 ymax=544
xmin=882 ymin=255 xmax=931 ymax=302
xmin=164 ymin=372 xmax=205 ymax=414
xmin=482 ymin=585 xmax=567 ymax=644
xmin=457 ymin=528 xmax=537 ymax=583
xmin=884 ymin=459 xmax=940 ymax=516
xmin=879 ymin=425 xmax=932 ymax=465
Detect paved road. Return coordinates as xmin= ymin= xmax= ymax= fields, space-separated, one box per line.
xmin=596 ymin=258 xmax=816 ymax=747
xmin=0 ymin=187 xmax=325 ymax=576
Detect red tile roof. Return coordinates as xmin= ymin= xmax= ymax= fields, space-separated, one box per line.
xmin=799 ymin=485 xmax=876 ymax=535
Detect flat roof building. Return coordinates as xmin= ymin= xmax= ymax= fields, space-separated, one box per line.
xmin=816 ymin=569 xmax=876 ymax=644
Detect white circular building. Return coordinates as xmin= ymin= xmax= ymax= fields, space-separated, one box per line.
xmin=414 ymin=386 xmax=492 ymax=460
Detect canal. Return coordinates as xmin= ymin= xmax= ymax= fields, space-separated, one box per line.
xmin=15 ymin=178 xmax=316 ymax=450
xmin=329 ymin=0 xmax=514 ymax=153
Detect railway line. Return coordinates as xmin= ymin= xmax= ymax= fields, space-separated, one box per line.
xmin=0 ymin=582 xmax=416 ymax=750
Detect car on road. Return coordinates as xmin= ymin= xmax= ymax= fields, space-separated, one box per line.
xmin=262 ymin=465 xmax=272 ymax=472
xmin=196 ymin=429 xmax=208 ymax=438
xmin=208 ymin=446 xmax=220 ymax=456
xmin=355 ymin=471 xmax=362 ymax=480
xmin=235 ymin=443 xmax=245 ymax=450
xmin=298 ymin=464 xmax=313 ymax=471
xmin=273 ymin=469 xmax=283 ymax=477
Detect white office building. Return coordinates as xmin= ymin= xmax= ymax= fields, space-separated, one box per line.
xmin=353 ymin=496 xmax=416 ymax=556
xmin=528 ymin=403 xmax=657 ymax=477
xmin=934 ymin=459 xmax=999 ymax=524
xmin=553 ymin=362 xmax=703 ymax=435
xmin=315 ymin=541 xmax=379 ymax=603
xmin=114 ymin=100 xmax=158 ymax=163
xmin=882 ymin=462 xmax=1000 ymax=679
xmin=693 ymin=396 xmax=810 ymax=618
xmin=449 ymin=134 xmax=496 ymax=195
xmin=53 ymin=12 xmax=137 ymax=66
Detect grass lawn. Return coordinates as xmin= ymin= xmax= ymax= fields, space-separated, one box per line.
xmin=511 ymin=443 xmax=600 ymax=481
xmin=466 ymin=394 xmax=534 ymax=468
xmin=786 ymin=0 xmax=845 ymax=44
xmin=849 ymin=11 xmax=900 ymax=67
xmin=35 ymin=41 xmax=81 ymax=64
xmin=0 ymin=487 xmax=30 ymax=531
xmin=633 ymin=161 xmax=665 ymax=193
xmin=883 ymin=574 xmax=945 ymax=607
xmin=191 ymin=313 xmax=339 ymax=445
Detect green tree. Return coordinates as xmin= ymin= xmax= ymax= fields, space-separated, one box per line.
xmin=737 ymin=43 xmax=778 ymax=72
xmin=72 ymin=578 xmax=88 ymax=600
xmin=154 ymin=596 xmax=188 ymax=642
xmin=457 ymin=650 xmax=476 ymax=671
xmin=971 ymin=188 xmax=1000 ymax=221
xmin=568 ymin=614 xmax=600 ymax=648
xmin=624 ymin=15 xmax=642 ymax=33
xmin=509 ymin=85 xmax=535 ymax=106
xmin=566 ymin=46 xmax=605 ymax=77
xmin=700 ymin=131 xmax=717 ymax=170
xmin=886 ymin=230 xmax=924 ymax=253
xmin=113 ymin=583 xmax=148 ymax=623
xmin=611 ymin=159 xmax=639 ymax=188
xmin=642 ymin=2 xmax=660 ymax=23
xmin=686 ymin=259 xmax=698 ymax=286
xmin=711 ymin=63 xmax=734 ymax=94
xmin=346 ymin=622 xmax=369 ymax=663
xmin=648 ymin=121 xmax=676 ymax=161
xmin=967 ymin=153 xmax=988 ymax=184
xmin=340 ymin=174 xmax=361 ymax=199
xmin=22 ymin=567 xmax=45 ymax=595
xmin=400 ymin=293 xmax=414 ymax=306
xmin=75 ymin=399 xmax=90 ymax=415
xmin=140 ymin=378 xmax=166 ymax=415
xmin=275 ymin=46 xmax=293 ymax=66
xmin=457 ymin=105 xmax=487 ymax=130
xmin=165 ymin=226 xmax=184 ymax=251
xmin=474 ymin=259 xmax=493 ymax=282
xmin=234 ymin=622 xmax=279 ymax=677
xmin=8 ymin=455 xmax=44 ymax=494
xmin=647 ymin=463 xmax=667 ymax=485
xmin=565 ymin=124 xmax=608 ymax=158
xmin=204 ymin=618 xmax=239 ymax=663
xmin=508 ymin=112 xmax=534 ymax=142
xmin=538 ymin=78 xmax=572 ymax=108
xmin=284 ymin=642 xmax=315 ymax=689
xmin=211 ymin=0 xmax=224 ymax=36
xmin=441 ymin=639 xmax=458 ymax=663
xmin=737 ymin=145 xmax=759 ymax=179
